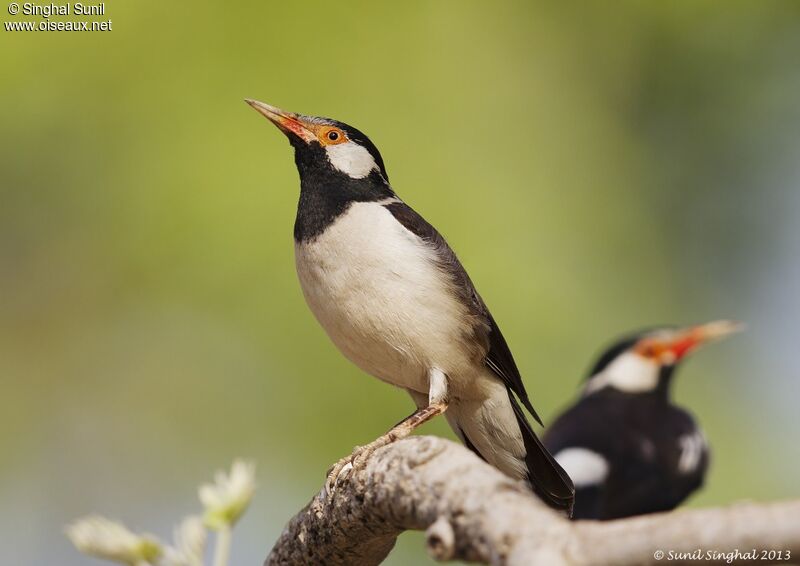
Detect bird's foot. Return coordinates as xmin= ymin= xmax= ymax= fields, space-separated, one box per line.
xmin=322 ymin=403 xmax=448 ymax=501
xmin=324 ymin=452 xmax=357 ymax=499
xmin=324 ymin=434 xmax=397 ymax=500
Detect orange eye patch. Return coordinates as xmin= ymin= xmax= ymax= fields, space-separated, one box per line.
xmin=318 ymin=126 xmax=348 ymax=146
xmin=635 ymin=334 xmax=699 ymax=362
xmin=634 ymin=340 xmax=660 ymax=359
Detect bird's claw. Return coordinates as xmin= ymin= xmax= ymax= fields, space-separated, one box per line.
xmin=324 ymin=443 xmax=379 ymax=501
xmin=324 ymin=459 xmax=348 ymax=500
xmin=352 ymin=449 xmax=370 ymax=470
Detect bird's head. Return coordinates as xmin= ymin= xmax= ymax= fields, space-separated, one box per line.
xmin=583 ymin=320 xmax=743 ymax=397
xmin=245 ymin=99 xmax=389 ymax=184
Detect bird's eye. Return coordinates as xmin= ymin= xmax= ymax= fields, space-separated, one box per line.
xmin=320 ymin=127 xmax=346 ymax=145
xmin=636 ymin=340 xmax=658 ymax=358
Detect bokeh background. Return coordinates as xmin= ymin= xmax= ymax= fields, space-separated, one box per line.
xmin=2 ymin=1 xmax=800 ymax=564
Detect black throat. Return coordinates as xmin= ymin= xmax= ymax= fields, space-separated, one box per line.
xmin=291 ymin=141 xmax=395 ymax=242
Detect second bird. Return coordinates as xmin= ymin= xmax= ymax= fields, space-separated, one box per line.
xmin=544 ymin=321 xmax=742 ymax=520
xmin=246 ymin=99 xmax=574 ymax=512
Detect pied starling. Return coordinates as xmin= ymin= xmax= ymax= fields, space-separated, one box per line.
xmin=543 ymin=321 xmax=742 ymax=520
xmin=246 ymin=99 xmax=574 ymax=512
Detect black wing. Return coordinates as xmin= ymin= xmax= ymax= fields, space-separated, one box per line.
xmin=384 ymin=201 xmax=543 ymax=425
xmin=544 ymin=391 xmax=708 ymax=519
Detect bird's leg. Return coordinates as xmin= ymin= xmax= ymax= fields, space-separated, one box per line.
xmin=324 ymin=403 xmax=448 ymax=496
xmin=325 ymin=369 xmax=449 ymax=497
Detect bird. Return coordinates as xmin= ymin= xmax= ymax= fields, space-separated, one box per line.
xmin=245 ymin=99 xmax=574 ymax=513
xmin=543 ymin=320 xmax=743 ymax=520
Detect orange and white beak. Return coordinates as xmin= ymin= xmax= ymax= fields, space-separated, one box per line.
xmin=245 ymin=99 xmax=317 ymax=143
xmin=635 ymin=320 xmax=745 ymax=365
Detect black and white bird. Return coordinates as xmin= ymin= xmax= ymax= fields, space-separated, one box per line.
xmin=246 ymin=99 xmax=574 ymax=512
xmin=543 ymin=321 xmax=742 ymax=520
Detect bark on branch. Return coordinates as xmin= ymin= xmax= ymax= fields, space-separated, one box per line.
xmin=265 ymin=436 xmax=800 ymax=565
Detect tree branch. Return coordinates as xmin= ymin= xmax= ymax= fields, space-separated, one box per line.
xmin=265 ymin=436 xmax=800 ymax=565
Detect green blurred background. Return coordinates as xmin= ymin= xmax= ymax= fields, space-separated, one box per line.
xmin=2 ymin=1 xmax=799 ymax=564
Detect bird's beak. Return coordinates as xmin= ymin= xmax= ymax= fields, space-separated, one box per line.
xmin=245 ymin=99 xmax=317 ymax=143
xmin=647 ymin=320 xmax=745 ymax=364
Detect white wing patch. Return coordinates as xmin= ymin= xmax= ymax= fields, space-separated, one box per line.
xmin=677 ymin=431 xmax=706 ymax=475
xmin=325 ymin=142 xmax=378 ymax=179
xmin=554 ymin=447 xmax=609 ymax=487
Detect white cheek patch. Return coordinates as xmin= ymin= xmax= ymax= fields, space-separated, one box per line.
xmin=554 ymin=447 xmax=609 ymax=487
xmin=585 ymin=352 xmax=660 ymax=394
xmin=325 ymin=141 xmax=378 ymax=179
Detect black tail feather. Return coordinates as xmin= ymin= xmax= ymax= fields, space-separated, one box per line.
xmin=508 ymin=392 xmax=575 ymax=515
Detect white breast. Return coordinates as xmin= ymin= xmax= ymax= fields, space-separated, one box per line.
xmin=294 ymin=201 xmax=478 ymax=394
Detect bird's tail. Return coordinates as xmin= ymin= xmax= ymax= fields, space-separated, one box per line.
xmin=445 ymin=385 xmax=575 ymax=515
xmin=507 ymin=392 xmax=575 ymax=514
